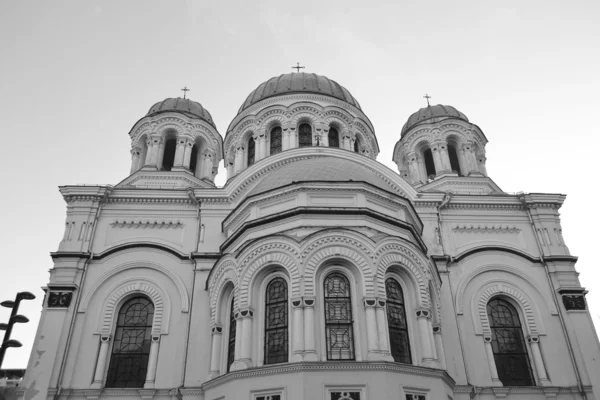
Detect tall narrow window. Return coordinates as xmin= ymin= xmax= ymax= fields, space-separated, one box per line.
xmin=448 ymin=144 xmax=462 ymax=176
xmin=264 ymin=278 xmax=288 ymax=364
xmin=386 ymin=278 xmax=411 ymax=364
xmin=270 ymin=127 xmax=282 ymax=155
xmin=247 ymin=136 xmax=255 ymax=166
xmin=423 ymin=148 xmax=436 ymax=178
xmin=487 ymin=298 xmax=534 ymax=386
xmin=227 ymin=297 xmax=236 ymax=372
xmin=299 ymin=123 xmax=312 ymax=147
xmin=328 ymin=127 xmax=339 ymax=148
xmin=324 ymin=272 xmax=355 ymax=360
xmin=162 ymin=138 xmax=176 ymax=171
xmin=189 ymin=144 xmax=199 ymax=174
xmin=354 ymin=137 xmax=360 ymax=153
xmin=106 ymin=297 xmax=154 ymax=388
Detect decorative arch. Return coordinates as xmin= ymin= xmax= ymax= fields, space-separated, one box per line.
xmin=99 ymin=278 xmax=167 ymax=336
xmin=376 ymin=252 xmax=430 ymax=308
xmin=208 ymin=259 xmax=238 ymax=323
xmin=156 ymin=123 xmax=184 ymax=138
xmin=239 ymin=251 xmax=300 ymax=307
xmin=79 ymin=260 xmax=189 ymax=313
xmin=455 ymin=264 xmax=557 ymax=315
xmin=474 ymin=281 xmax=543 ymax=337
xmin=259 ymin=114 xmax=286 ymax=132
xmin=290 ymin=109 xmax=320 ymax=126
xmin=303 ymin=238 xmax=374 ymax=296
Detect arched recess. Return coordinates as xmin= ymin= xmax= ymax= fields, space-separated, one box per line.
xmin=79 ymin=260 xmax=189 ymax=314
xmin=473 ymin=281 xmax=544 ymax=337
xmin=98 ymin=277 xmax=168 ymax=336
xmin=304 ymin=244 xmax=374 ymax=297
xmin=239 ymin=251 xmax=300 ymax=307
xmin=376 ymin=253 xmax=430 ymax=309
xmin=454 ymin=264 xmax=557 ymax=316
xmin=207 ymin=260 xmax=238 ymax=323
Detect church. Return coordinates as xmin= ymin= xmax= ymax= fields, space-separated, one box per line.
xmin=17 ymin=72 xmax=600 ymax=400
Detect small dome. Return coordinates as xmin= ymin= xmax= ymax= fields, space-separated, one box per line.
xmin=248 ymin=156 xmax=396 ymax=197
xmin=147 ymin=97 xmax=216 ymax=128
xmin=238 ymin=73 xmax=361 ymax=113
xmin=401 ymin=105 xmax=468 ymax=137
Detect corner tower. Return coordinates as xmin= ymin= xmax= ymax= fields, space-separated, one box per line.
xmin=121 ymin=97 xmax=224 ymax=188
xmin=223 ymin=72 xmax=379 ymax=179
xmin=392 ymin=104 xmax=501 ymax=194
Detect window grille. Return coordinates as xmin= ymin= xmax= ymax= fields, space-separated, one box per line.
xmin=247 ymin=136 xmax=255 ymax=166
xmin=324 ymin=273 xmax=355 ymax=360
xmin=405 ymin=395 xmax=426 ymax=400
xmin=385 ymin=278 xmax=411 ymax=364
xmin=487 ymin=298 xmax=534 ymax=386
xmin=105 ymin=297 xmax=154 ymax=388
xmin=270 ymin=127 xmax=282 ymax=155
xmin=227 ymin=297 xmax=236 ymax=372
xmin=256 ymin=395 xmax=281 ymax=400
xmin=298 ymin=124 xmax=312 ymax=147
xmin=264 ymin=278 xmax=288 ymax=364
xmin=328 ymin=127 xmax=340 ymax=148
xmin=330 ymin=391 xmax=361 ymax=400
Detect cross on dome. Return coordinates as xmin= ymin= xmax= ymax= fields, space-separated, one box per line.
xmin=423 ymin=94 xmax=431 ymax=106
xmin=291 ymin=62 xmax=305 ymax=73
xmin=181 ymin=86 xmax=190 ymax=99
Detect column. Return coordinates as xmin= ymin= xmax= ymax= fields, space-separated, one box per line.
xmin=291 ymin=297 xmax=304 ymax=362
xmin=289 ymin=127 xmax=297 ymax=149
xmin=156 ymin=139 xmax=165 ymax=170
xmin=375 ymin=299 xmax=393 ymax=361
xmin=427 ymin=318 xmax=438 ymax=361
xmin=416 ymin=309 xmax=434 ymax=365
xmin=477 ymin=154 xmax=488 ymax=176
xmin=256 ymin=133 xmax=266 ymax=161
xmin=432 ymin=325 xmax=446 ymax=369
xmin=282 ymin=127 xmax=290 ymax=151
xmin=406 ymin=152 xmax=421 ymax=184
xmin=462 ymin=143 xmax=479 ymax=175
xmin=148 ymin=135 xmax=162 ymax=168
xmin=484 ymin=336 xmax=503 ymax=386
xmin=231 ymin=310 xmax=243 ymax=370
xmin=437 ymin=142 xmax=452 ymax=173
xmin=417 ymin=155 xmax=427 ymax=182
xmin=322 ymin=126 xmax=330 ymax=147
xmin=208 ymin=325 xmax=223 ymax=379
xmin=144 ymin=137 xmax=154 ymax=166
xmin=303 ymin=296 xmax=318 ymax=361
xmin=92 ymin=335 xmax=111 ymax=388
xmin=202 ymin=151 xmax=213 ymax=179
xmin=182 ymin=138 xmax=194 ymax=169
xmin=363 ymin=298 xmax=380 ymax=360
xmin=226 ymin=159 xmax=234 ymax=180
xmin=130 ymin=147 xmax=140 ymax=174
xmin=528 ymin=335 xmax=551 ymax=385
xmin=173 ymin=138 xmax=186 ymax=167
xmin=144 ymin=336 xmax=160 ymax=388
xmin=239 ymin=308 xmax=253 ymax=369
xmin=431 ymin=143 xmax=444 ymax=174
xmin=234 ymin=147 xmax=244 ymax=174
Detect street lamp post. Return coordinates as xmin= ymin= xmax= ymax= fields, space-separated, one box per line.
xmin=0 ymin=291 xmax=36 ymax=369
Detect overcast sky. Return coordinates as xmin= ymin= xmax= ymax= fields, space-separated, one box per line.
xmin=1 ymin=1 xmax=599 ymax=368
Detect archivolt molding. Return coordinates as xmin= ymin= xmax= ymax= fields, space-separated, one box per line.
xmin=98 ymin=277 xmax=169 ymax=336
xmin=290 ymin=108 xmax=321 ymax=125
xmin=455 ymin=264 xmax=557 ymax=315
xmin=209 ymin=260 xmax=238 ymax=324
xmin=473 ymin=280 xmax=544 ymax=337
xmin=79 ymin=261 xmax=189 ymax=313
xmin=302 ymin=232 xmax=375 ymax=296
xmin=239 ymin=251 xmax=300 ymax=307
xmin=259 ymin=114 xmax=286 ymax=132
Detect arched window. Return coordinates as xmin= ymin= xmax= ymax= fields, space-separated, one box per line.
xmin=106 ymin=297 xmax=154 ymax=388
xmin=423 ymin=148 xmax=436 ymax=178
xmin=324 ymin=272 xmax=355 ymax=360
xmin=354 ymin=137 xmax=360 ymax=153
xmin=270 ymin=127 xmax=282 ymax=155
xmin=385 ymin=278 xmax=411 ymax=364
xmin=328 ymin=127 xmax=339 ymax=148
xmin=162 ymin=137 xmax=176 ymax=171
xmin=448 ymin=144 xmax=462 ymax=176
xmin=298 ymin=123 xmax=312 ymax=147
xmin=247 ymin=136 xmax=255 ymax=167
xmin=487 ymin=298 xmax=534 ymax=386
xmin=264 ymin=277 xmax=288 ymax=364
xmin=189 ymin=144 xmax=199 ymax=174
xmin=227 ymin=297 xmax=236 ymax=372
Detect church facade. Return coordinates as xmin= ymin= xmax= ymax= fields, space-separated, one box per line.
xmin=18 ymin=73 xmax=600 ymax=400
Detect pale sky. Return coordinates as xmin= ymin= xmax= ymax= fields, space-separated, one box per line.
xmin=0 ymin=1 xmax=599 ymax=368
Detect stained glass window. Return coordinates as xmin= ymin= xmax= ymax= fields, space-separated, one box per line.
xmin=270 ymin=127 xmax=282 ymax=155
xmin=264 ymin=277 xmax=288 ymax=364
xmin=487 ymin=298 xmax=534 ymax=386
xmin=385 ymin=278 xmax=411 ymax=364
xmin=329 ymin=127 xmax=340 ymax=148
xmin=105 ymin=297 xmax=154 ymax=388
xmin=247 ymin=136 xmax=255 ymax=166
xmin=324 ymin=272 xmax=355 ymax=360
xmin=299 ymin=124 xmax=312 ymax=147
xmin=227 ymin=297 xmax=236 ymax=372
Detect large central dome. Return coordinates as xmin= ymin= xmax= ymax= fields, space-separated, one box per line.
xmin=238 ymin=73 xmax=362 ymax=113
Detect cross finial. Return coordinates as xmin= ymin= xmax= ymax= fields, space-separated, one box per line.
xmin=181 ymin=86 xmax=190 ymax=99
xmin=423 ymin=93 xmax=431 ymax=106
xmin=291 ymin=62 xmax=305 ymax=73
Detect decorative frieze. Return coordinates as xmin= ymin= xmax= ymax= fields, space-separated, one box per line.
xmin=110 ymin=220 xmax=184 ymax=229
xmin=452 ymin=225 xmax=521 ymax=234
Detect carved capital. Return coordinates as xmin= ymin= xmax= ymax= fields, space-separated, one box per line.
xmin=211 ymin=324 xmax=223 ymax=334
xmin=47 ymin=291 xmax=73 ymax=308
xmin=291 ymin=297 xmax=303 ymax=309
xmin=415 ymin=307 xmax=431 ymax=319
xmin=302 ymin=296 xmax=316 ymax=308
xmin=363 ymin=297 xmax=377 ymax=309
